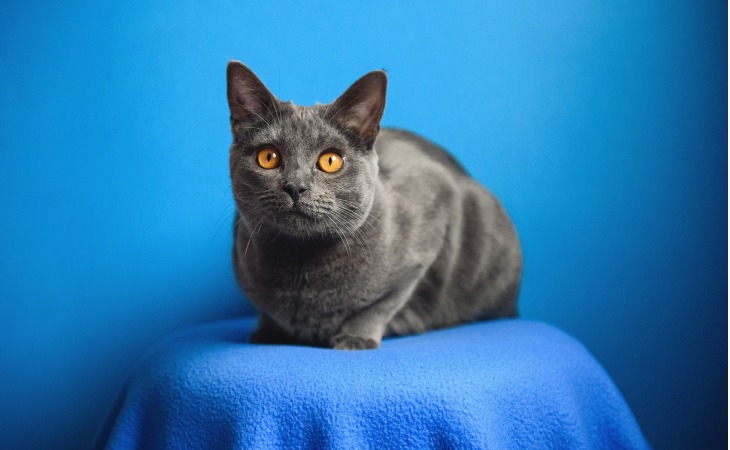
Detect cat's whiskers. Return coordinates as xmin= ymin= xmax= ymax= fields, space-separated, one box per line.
xmin=327 ymin=206 xmax=362 ymax=237
xmin=337 ymin=198 xmax=384 ymax=225
xmin=319 ymin=198 xmax=374 ymax=262
xmin=323 ymin=215 xmax=352 ymax=261
xmin=334 ymin=204 xmax=381 ymax=239
xmin=244 ymin=211 xmax=271 ymax=257
xmin=238 ymin=191 xmax=279 ymax=249
xmin=269 ymin=227 xmax=283 ymax=244
xmin=261 ymin=204 xmax=284 ymax=244
xmin=335 ymin=202 xmax=389 ymax=264
xmin=332 ymin=211 xmax=372 ymax=261
xmin=239 ymin=202 xmax=273 ymax=226
xmin=211 ymin=204 xmax=238 ymax=242
xmin=330 ymin=206 xmax=387 ymax=264
xmin=332 ymin=203 xmax=384 ymax=248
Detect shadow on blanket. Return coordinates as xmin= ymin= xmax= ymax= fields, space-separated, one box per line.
xmin=94 ymin=317 xmax=650 ymax=449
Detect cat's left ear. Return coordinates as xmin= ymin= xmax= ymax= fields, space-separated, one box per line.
xmin=328 ymin=70 xmax=387 ymax=147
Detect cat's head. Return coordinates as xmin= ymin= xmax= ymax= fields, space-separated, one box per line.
xmin=226 ymin=61 xmax=387 ymax=239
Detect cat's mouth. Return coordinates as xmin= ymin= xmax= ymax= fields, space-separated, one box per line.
xmin=275 ymin=202 xmax=323 ymax=233
xmin=288 ymin=201 xmax=315 ymax=217
xmin=288 ymin=208 xmax=315 ymax=220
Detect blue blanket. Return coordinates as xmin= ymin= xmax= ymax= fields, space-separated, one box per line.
xmin=95 ymin=317 xmax=649 ymax=449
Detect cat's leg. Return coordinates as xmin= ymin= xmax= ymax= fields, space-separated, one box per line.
xmin=330 ymin=280 xmax=420 ymax=350
xmin=249 ymin=313 xmax=297 ymax=345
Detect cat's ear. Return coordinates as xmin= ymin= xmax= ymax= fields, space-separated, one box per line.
xmin=227 ymin=61 xmax=278 ymax=127
xmin=328 ymin=70 xmax=387 ymax=146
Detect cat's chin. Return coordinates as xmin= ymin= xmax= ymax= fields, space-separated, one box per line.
xmin=272 ymin=210 xmax=329 ymax=238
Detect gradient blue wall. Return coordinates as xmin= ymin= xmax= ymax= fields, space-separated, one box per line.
xmin=1 ymin=1 xmax=726 ymax=449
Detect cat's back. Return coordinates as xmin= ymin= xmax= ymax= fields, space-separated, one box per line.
xmin=373 ymin=128 xmax=521 ymax=333
xmin=375 ymin=128 xmax=468 ymax=179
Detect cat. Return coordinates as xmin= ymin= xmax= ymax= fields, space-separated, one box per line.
xmin=227 ymin=61 xmax=522 ymax=350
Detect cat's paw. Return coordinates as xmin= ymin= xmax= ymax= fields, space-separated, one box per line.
xmin=330 ymin=334 xmax=379 ymax=350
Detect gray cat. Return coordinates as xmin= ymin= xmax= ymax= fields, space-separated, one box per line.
xmin=227 ymin=61 xmax=522 ymax=350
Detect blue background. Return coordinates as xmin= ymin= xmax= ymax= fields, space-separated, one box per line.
xmin=0 ymin=1 xmax=726 ymax=449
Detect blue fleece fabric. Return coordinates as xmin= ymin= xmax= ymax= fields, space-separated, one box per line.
xmin=95 ymin=318 xmax=649 ymax=449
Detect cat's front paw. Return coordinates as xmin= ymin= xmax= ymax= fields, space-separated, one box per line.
xmin=330 ymin=334 xmax=379 ymax=350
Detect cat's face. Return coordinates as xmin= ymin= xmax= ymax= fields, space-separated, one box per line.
xmin=228 ymin=105 xmax=379 ymax=238
xmin=227 ymin=62 xmax=387 ymax=239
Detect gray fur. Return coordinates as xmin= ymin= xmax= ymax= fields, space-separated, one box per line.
xmin=227 ymin=61 xmax=522 ymax=350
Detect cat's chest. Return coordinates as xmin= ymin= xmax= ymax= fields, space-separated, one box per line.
xmin=241 ymin=239 xmax=384 ymax=309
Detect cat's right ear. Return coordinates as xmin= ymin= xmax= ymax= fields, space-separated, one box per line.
xmin=227 ymin=61 xmax=278 ymax=127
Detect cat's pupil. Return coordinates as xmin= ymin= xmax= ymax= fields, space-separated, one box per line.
xmin=266 ymin=153 xmax=272 ymax=162
xmin=328 ymin=156 xmax=334 ymax=166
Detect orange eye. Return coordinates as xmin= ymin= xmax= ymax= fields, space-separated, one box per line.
xmin=317 ymin=151 xmax=343 ymax=173
xmin=257 ymin=147 xmax=281 ymax=169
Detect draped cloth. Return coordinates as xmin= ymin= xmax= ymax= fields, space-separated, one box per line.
xmin=95 ymin=317 xmax=650 ymax=449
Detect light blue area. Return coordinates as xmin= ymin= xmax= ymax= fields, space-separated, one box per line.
xmin=0 ymin=1 xmax=726 ymax=449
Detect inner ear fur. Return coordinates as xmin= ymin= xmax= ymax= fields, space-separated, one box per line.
xmin=328 ymin=70 xmax=387 ymax=146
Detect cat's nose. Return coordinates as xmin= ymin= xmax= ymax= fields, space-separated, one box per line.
xmin=283 ymin=184 xmax=308 ymax=202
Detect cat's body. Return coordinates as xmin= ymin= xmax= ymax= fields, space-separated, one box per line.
xmin=227 ymin=62 xmax=521 ymax=350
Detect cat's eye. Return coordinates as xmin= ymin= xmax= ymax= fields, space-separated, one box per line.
xmin=317 ymin=151 xmax=343 ymax=173
xmin=257 ymin=147 xmax=281 ymax=169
